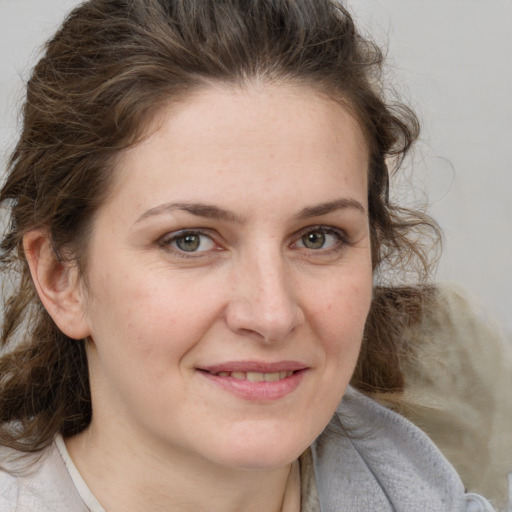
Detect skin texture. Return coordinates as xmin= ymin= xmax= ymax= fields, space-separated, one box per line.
xmin=24 ymin=83 xmax=373 ymax=512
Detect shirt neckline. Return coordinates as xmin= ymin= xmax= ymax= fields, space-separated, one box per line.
xmin=55 ymin=434 xmax=321 ymax=512
xmin=55 ymin=434 xmax=106 ymax=512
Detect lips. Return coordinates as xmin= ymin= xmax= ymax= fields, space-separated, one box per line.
xmin=214 ymin=370 xmax=294 ymax=382
xmin=199 ymin=360 xmax=307 ymax=374
xmin=197 ymin=361 xmax=308 ymax=401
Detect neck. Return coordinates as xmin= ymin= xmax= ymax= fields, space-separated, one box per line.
xmin=65 ymin=425 xmax=301 ymax=512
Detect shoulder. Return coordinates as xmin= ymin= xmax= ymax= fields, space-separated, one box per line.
xmin=0 ymin=441 xmax=89 ymax=512
xmin=311 ymin=387 xmax=496 ymax=512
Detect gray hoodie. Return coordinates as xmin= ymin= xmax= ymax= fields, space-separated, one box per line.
xmin=309 ymin=387 xmax=496 ymax=511
xmin=0 ymin=387 xmax=496 ymax=511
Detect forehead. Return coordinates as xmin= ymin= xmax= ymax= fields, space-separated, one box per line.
xmin=144 ymin=81 xmax=369 ymax=160
xmin=107 ymin=82 xmax=370 ymax=216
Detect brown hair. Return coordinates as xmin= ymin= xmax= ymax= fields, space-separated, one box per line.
xmin=0 ymin=0 xmax=439 ymax=452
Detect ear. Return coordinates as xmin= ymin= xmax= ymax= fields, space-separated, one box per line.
xmin=23 ymin=229 xmax=90 ymax=340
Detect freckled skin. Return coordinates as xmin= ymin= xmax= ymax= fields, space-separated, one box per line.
xmin=65 ymin=83 xmax=373 ymax=508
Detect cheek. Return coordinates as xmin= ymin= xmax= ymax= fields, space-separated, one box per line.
xmin=86 ymin=267 xmax=225 ymax=359
xmin=310 ymin=271 xmax=373 ymax=344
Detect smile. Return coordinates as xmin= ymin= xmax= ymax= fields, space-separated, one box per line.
xmin=214 ymin=371 xmax=295 ymax=382
xmin=198 ymin=364 xmax=307 ymax=401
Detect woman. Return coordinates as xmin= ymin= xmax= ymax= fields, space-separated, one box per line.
xmin=0 ymin=0 xmax=496 ymax=510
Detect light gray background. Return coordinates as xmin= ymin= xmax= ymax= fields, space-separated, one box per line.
xmin=1 ymin=0 xmax=511 ymax=333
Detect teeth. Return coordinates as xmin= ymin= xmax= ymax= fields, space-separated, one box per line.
xmin=215 ymin=370 xmax=295 ymax=381
xmin=246 ymin=372 xmax=265 ymax=382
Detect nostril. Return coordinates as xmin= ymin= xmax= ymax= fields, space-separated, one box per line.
xmin=237 ymin=327 xmax=266 ymax=339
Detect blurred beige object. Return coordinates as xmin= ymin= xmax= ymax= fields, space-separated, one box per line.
xmin=396 ymin=284 xmax=512 ymax=511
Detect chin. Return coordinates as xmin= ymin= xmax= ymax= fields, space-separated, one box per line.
xmin=219 ymin=450 xmax=304 ymax=471
xmin=204 ymin=428 xmax=313 ymax=471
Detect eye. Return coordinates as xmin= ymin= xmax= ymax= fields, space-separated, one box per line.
xmin=293 ymin=227 xmax=345 ymax=251
xmin=161 ymin=230 xmax=217 ymax=254
xmin=300 ymin=231 xmax=328 ymax=250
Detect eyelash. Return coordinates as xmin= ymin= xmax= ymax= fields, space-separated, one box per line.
xmin=158 ymin=229 xmax=220 ymax=258
xmin=292 ymin=225 xmax=349 ymax=255
xmin=158 ymin=225 xmax=349 ymax=259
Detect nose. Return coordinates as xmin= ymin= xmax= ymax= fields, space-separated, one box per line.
xmin=225 ymin=250 xmax=304 ymax=344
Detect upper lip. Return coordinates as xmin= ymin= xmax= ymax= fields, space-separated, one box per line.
xmin=199 ymin=361 xmax=308 ymax=374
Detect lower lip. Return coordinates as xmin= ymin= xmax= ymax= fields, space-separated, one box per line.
xmin=199 ymin=370 xmax=306 ymax=401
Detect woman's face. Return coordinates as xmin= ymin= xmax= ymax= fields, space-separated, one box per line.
xmin=79 ymin=83 xmax=373 ymax=469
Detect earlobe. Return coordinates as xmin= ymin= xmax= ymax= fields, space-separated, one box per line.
xmin=23 ymin=230 xmax=90 ymax=340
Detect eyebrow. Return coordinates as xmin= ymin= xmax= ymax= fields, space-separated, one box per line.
xmin=134 ymin=197 xmax=366 ymax=225
xmin=296 ymin=198 xmax=366 ymax=219
xmin=135 ymin=202 xmax=245 ymax=225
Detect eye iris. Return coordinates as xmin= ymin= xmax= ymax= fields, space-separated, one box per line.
xmin=302 ymin=231 xmax=326 ymax=249
xmin=176 ymin=234 xmax=201 ymax=252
